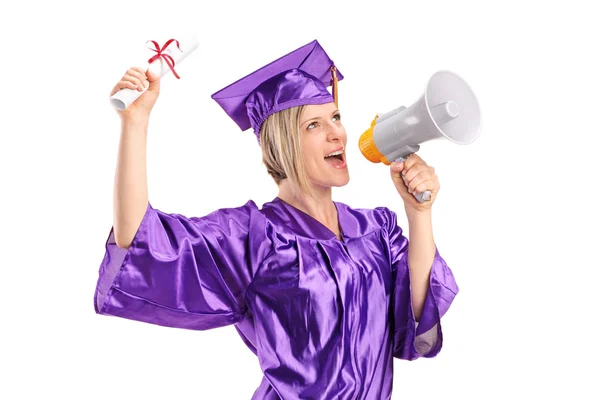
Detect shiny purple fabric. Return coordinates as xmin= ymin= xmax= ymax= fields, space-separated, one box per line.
xmin=245 ymin=69 xmax=333 ymax=135
xmin=211 ymin=39 xmax=344 ymax=137
xmin=94 ymin=197 xmax=458 ymax=399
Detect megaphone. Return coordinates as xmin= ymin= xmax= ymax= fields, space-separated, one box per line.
xmin=359 ymin=70 xmax=481 ymax=203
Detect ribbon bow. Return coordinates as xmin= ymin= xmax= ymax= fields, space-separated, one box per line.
xmin=146 ymin=39 xmax=183 ymax=79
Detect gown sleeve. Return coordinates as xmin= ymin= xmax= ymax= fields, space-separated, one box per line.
xmin=93 ymin=200 xmax=260 ymax=331
xmin=379 ymin=207 xmax=459 ymax=361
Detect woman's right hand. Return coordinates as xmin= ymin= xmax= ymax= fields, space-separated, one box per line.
xmin=110 ymin=67 xmax=161 ymax=121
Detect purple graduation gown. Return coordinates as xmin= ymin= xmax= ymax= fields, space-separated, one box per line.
xmin=94 ymin=197 xmax=458 ymax=399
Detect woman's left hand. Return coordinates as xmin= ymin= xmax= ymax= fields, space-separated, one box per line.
xmin=390 ymin=154 xmax=439 ymax=213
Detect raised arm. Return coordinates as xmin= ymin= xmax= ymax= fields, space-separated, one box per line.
xmin=379 ymin=207 xmax=459 ymax=360
xmin=108 ymin=67 xmax=161 ymax=248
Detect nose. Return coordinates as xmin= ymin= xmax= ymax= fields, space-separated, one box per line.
xmin=326 ymin=120 xmax=345 ymax=143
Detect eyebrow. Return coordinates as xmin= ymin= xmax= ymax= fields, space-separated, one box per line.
xmin=301 ymin=109 xmax=340 ymax=127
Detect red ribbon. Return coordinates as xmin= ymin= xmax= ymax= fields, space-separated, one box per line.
xmin=146 ymin=39 xmax=183 ymax=79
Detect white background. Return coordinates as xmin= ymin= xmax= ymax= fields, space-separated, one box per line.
xmin=2 ymin=0 xmax=598 ymax=398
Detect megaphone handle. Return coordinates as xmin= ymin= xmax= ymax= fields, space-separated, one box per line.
xmin=395 ymin=157 xmax=432 ymax=203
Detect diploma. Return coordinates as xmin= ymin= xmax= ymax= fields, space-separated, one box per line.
xmin=110 ymin=35 xmax=199 ymax=111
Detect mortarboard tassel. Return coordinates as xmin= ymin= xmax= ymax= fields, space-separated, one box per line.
xmin=330 ymin=65 xmax=338 ymax=108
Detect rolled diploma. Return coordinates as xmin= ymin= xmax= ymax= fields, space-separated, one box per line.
xmin=109 ymin=35 xmax=199 ymax=111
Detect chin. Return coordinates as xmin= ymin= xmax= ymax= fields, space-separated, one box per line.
xmin=310 ymin=167 xmax=350 ymax=189
xmin=331 ymin=172 xmax=350 ymax=187
xmin=312 ymin=176 xmax=350 ymax=190
xmin=336 ymin=176 xmax=350 ymax=187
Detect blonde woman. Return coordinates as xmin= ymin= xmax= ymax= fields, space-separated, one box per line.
xmin=95 ymin=40 xmax=458 ymax=400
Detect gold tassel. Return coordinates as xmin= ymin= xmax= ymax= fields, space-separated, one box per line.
xmin=330 ymin=65 xmax=338 ymax=108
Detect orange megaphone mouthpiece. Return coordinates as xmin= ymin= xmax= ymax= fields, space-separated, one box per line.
xmin=358 ymin=114 xmax=390 ymax=165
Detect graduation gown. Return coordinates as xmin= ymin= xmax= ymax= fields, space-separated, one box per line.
xmin=94 ymin=197 xmax=458 ymax=399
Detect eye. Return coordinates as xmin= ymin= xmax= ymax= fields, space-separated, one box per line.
xmin=307 ymin=121 xmax=318 ymax=130
xmin=332 ymin=113 xmax=341 ymax=122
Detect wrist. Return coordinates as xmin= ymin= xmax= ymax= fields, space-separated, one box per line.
xmin=405 ymin=207 xmax=432 ymax=223
xmin=121 ymin=115 xmax=150 ymax=130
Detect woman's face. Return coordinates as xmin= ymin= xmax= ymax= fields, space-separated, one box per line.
xmin=299 ymin=102 xmax=350 ymax=190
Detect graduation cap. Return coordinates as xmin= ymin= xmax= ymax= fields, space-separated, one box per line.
xmin=211 ymin=39 xmax=344 ymax=138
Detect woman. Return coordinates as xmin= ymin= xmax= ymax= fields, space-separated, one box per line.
xmin=95 ymin=40 xmax=458 ymax=400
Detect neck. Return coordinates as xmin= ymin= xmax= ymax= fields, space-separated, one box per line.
xmin=277 ymin=180 xmax=340 ymax=238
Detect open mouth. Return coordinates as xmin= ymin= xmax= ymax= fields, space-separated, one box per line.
xmin=324 ymin=151 xmax=345 ymax=166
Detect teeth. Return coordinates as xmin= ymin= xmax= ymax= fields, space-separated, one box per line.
xmin=325 ymin=150 xmax=343 ymax=157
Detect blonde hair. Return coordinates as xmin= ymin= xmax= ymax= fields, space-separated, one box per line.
xmin=259 ymin=105 xmax=315 ymax=199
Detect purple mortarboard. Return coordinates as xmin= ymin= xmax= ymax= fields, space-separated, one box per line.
xmin=211 ymin=40 xmax=343 ymax=139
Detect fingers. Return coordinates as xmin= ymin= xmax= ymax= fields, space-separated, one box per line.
xmin=110 ymin=80 xmax=137 ymax=96
xmin=110 ymin=67 xmax=149 ymax=96
xmin=403 ymin=162 xmax=431 ymax=182
xmin=405 ymin=170 xmax=436 ymax=194
xmin=390 ymin=155 xmax=438 ymax=194
xmin=390 ymin=154 xmax=423 ymax=174
xmin=145 ymin=69 xmax=161 ymax=92
xmin=146 ymin=69 xmax=159 ymax=81
xmin=401 ymin=153 xmax=424 ymax=172
xmin=390 ymin=161 xmax=405 ymax=177
xmin=125 ymin=67 xmax=149 ymax=91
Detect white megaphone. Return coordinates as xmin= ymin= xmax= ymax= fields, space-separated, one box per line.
xmin=359 ymin=70 xmax=481 ymax=203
